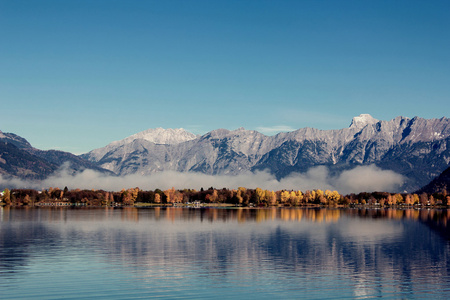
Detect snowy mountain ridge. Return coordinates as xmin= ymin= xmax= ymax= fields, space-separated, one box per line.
xmin=349 ymin=114 xmax=379 ymax=129
xmin=112 ymin=128 xmax=197 ymax=145
xmin=81 ymin=114 xmax=450 ymax=192
xmin=87 ymin=128 xmax=198 ymax=162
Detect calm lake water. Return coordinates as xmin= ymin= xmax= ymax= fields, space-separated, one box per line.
xmin=1 ymin=207 xmax=449 ymax=299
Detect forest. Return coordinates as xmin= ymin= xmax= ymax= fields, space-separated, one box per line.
xmin=1 ymin=186 xmax=449 ymax=208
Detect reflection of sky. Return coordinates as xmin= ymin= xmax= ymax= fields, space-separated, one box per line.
xmin=0 ymin=207 xmax=449 ymax=299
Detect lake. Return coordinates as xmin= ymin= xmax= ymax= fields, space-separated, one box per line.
xmin=1 ymin=207 xmax=449 ymax=299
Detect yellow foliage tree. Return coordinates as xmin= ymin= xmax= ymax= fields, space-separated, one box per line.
xmin=209 ymin=190 xmax=219 ymax=203
xmin=310 ymin=190 xmax=316 ymax=201
xmin=289 ymin=191 xmax=299 ymax=206
xmin=255 ymin=188 xmax=265 ymax=204
xmin=405 ymin=194 xmax=413 ymax=205
xmin=2 ymin=189 xmax=11 ymax=205
xmin=413 ymin=194 xmax=419 ymax=205
xmin=280 ymin=191 xmax=290 ymax=204
xmin=296 ymin=191 xmax=303 ymax=203
xmin=325 ymin=190 xmax=341 ymax=204
xmin=164 ymin=187 xmax=176 ymax=204
xmin=393 ymin=193 xmax=403 ymax=205
xmin=268 ymin=191 xmax=277 ymax=206
xmin=315 ymin=189 xmax=324 ymax=200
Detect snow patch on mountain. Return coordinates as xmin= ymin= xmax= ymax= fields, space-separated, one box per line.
xmin=84 ymin=128 xmax=198 ymax=162
xmin=349 ymin=114 xmax=379 ymax=129
xmin=116 ymin=128 xmax=197 ymax=145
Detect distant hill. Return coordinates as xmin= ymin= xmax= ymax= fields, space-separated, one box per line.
xmin=0 ymin=130 xmax=113 ymax=182
xmin=0 ymin=131 xmax=32 ymax=149
xmin=0 ymin=141 xmax=57 ymax=179
xmin=26 ymin=148 xmax=116 ymax=174
xmin=418 ymin=166 xmax=450 ymax=194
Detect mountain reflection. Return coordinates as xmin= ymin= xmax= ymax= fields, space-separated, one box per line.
xmin=1 ymin=207 xmax=449 ymax=298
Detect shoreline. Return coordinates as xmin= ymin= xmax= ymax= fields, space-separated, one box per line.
xmin=1 ymin=202 xmax=448 ymax=210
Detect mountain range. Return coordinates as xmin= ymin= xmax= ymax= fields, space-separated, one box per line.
xmin=2 ymin=114 xmax=450 ymax=193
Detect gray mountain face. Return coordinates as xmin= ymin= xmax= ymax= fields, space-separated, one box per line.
xmin=82 ymin=115 xmax=450 ymax=192
xmin=418 ymin=166 xmax=450 ymax=194
xmin=0 ymin=130 xmax=113 ymax=181
xmin=0 ymin=130 xmax=32 ymax=149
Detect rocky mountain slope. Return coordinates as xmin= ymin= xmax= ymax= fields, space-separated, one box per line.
xmin=417 ymin=166 xmax=450 ymax=194
xmin=0 ymin=131 xmax=33 ymax=149
xmin=0 ymin=141 xmax=58 ymax=179
xmin=0 ymin=130 xmax=112 ymax=180
xmin=82 ymin=114 xmax=450 ymax=192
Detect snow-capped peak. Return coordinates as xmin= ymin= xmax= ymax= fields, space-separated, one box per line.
xmin=349 ymin=114 xmax=379 ymax=129
xmin=121 ymin=128 xmax=198 ymax=145
xmin=85 ymin=128 xmax=198 ymax=162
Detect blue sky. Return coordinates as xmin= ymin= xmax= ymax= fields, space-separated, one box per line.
xmin=1 ymin=0 xmax=449 ymax=154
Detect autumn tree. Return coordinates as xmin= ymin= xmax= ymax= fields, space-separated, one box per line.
xmin=393 ymin=193 xmax=403 ymax=205
xmin=325 ymin=190 xmax=340 ymax=205
xmin=387 ymin=194 xmax=394 ymax=206
xmin=268 ymin=191 xmax=277 ymax=206
xmin=304 ymin=190 xmax=312 ymax=203
xmin=23 ymin=195 xmax=31 ymax=206
xmin=164 ymin=187 xmax=183 ymax=204
xmin=404 ymin=194 xmax=413 ymax=206
xmin=280 ymin=191 xmax=290 ymax=205
xmin=296 ymin=191 xmax=304 ymax=204
xmin=420 ymin=193 xmax=428 ymax=206
xmin=164 ymin=188 xmax=174 ymax=203
xmin=413 ymin=194 xmax=419 ymax=205
xmin=209 ymin=190 xmax=219 ymax=203
xmin=154 ymin=193 xmax=161 ymax=204
xmin=236 ymin=187 xmax=246 ymax=205
xmin=101 ymin=192 xmax=110 ymax=206
xmin=122 ymin=188 xmax=139 ymax=206
xmin=287 ymin=191 xmax=298 ymax=206
xmin=314 ymin=189 xmax=326 ymax=205
xmin=310 ymin=190 xmax=316 ymax=202
xmin=316 ymin=189 xmax=324 ymax=201
xmin=255 ymin=188 xmax=265 ymax=204
xmin=2 ymin=189 xmax=11 ymax=205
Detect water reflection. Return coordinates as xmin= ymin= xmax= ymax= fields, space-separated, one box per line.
xmin=2 ymin=206 xmax=450 ymax=225
xmin=1 ymin=207 xmax=449 ymax=299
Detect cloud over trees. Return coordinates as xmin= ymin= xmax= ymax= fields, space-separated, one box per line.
xmin=1 ymin=164 xmax=404 ymax=194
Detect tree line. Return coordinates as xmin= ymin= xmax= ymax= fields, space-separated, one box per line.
xmin=1 ymin=186 xmax=449 ymax=207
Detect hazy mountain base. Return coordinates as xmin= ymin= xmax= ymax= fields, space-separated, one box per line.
xmin=0 ymin=163 xmax=404 ymax=195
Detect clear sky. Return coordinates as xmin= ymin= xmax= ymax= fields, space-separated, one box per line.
xmin=1 ymin=0 xmax=449 ymax=154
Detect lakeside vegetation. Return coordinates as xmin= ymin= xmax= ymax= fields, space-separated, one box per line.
xmin=1 ymin=186 xmax=449 ymax=208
